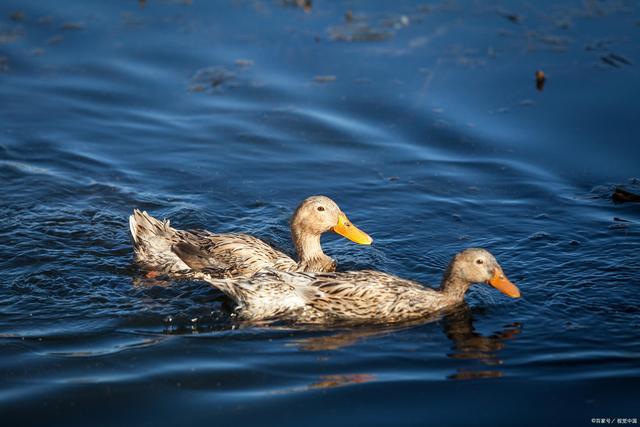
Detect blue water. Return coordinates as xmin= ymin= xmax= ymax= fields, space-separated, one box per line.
xmin=1 ymin=1 xmax=639 ymax=425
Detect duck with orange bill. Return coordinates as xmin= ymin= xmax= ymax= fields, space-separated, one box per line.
xmin=181 ymin=248 xmax=520 ymax=324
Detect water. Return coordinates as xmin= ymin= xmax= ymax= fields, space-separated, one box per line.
xmin=1 ymin=0 xmax=639 ymax=425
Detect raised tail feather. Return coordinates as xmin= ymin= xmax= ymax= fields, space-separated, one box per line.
xmin=129 ymin=209 xmax=169 ymax=245
xmin=190 ymin=270 xmax=245 ymax=303
xmin=129 ymin=209 xmax=190 ymax=274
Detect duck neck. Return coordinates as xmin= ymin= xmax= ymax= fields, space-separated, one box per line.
xmin=438 ymin=269 xmax=471 ymax=304
xmin=292 ymin=228 xmax=331 ymax=270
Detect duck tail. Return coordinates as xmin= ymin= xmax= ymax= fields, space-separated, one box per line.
xmin=129 ymin=209 xmax=173 ymax=246
xmin=191 ymin=271 xmax=245 ymax=304
xmin=129 ymin=209 xmax=188 ymax=273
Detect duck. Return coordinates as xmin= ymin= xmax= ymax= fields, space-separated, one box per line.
xmin=129 ymin=195 xmax=372 ymax=279
xmin=182 ymin=248 xmax=520 ymax=324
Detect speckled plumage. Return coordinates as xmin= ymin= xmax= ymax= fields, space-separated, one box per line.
xmin=129 ymin=196 xmax=371 ymax=278
xmin=129 ymin=210 xmax=299 ymax=278
xmin=193 ymin=248 xmax=520 ymax=324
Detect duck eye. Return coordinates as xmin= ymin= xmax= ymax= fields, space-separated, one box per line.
xmin=317 ymin=206 xmax=325 ymax=212
xmin=476 ymin=259 xmax=484 ymax=265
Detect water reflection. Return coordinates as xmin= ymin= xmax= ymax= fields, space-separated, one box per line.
xmin=291 ymin=303 xmax=521 ymax=381
xmin=276 ymin=373 xmax=377 ymax=394
xmin=291 ymin=328 xmax=391 ymax=352
xmin=443 ymin=306 xmax=521 ymax=380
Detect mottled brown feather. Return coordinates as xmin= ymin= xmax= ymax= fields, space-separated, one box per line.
xmin=128 ymin=197 xmax=355 ymax=279
xmin=194 ymin=249 xmax=518 ymax=324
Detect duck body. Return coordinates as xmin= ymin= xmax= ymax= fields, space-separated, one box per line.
xmin=194 ymin=269 xmax=449 ymax=323
xmin=129 ymin=196 xmax=372 ymax=278
xmin=190 ymin=248 xmax=521 ymax=324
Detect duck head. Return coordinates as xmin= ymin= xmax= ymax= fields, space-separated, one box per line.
xmin=446 ymin=248 xmax=520 ymax=298
xmin=290 ymin=196 xmax=372 ymax=245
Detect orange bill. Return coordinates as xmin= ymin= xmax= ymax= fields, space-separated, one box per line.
xmin=488 ymin=268 xmax=520 ymax=298
xmin=332 ymin=212 xmax=373 ymax=245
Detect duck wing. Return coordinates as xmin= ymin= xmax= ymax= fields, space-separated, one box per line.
xmin=171 ymin=231 xmax=297 ymax=278
xmin=192 ymin=269 xmax=313 ymax=319
xmin=287 ymin=270 xmax=442 ymax=323
xmin=171 ymin=241 xmax=231 ymax=275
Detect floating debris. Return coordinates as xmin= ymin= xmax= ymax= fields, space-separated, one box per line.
xmin=313 ymin=75 xmax=336 ymax=83
xmin=234 ymin=58 xmax=254 ymax=68
xmin=613 ymin=217 xmax=631 ymax=223
xmin=535 ymin=70 xmax=546 ymax=91
xmin=281 ymin=0 xmax=312 ymax=13
xmin=612 ymin=187 xmax=640 ymax=203
xmin=345 ymin=10 xmax=354 ymax=23
xmin=10 ymin=11 xmax=25 ymax=22
xmin=600 ymin=53 xmax=632 ymax=68
xmin=190 ymin=66 xmax=240 ymax=93
xmin=62 ymin=22 xmax=85 ymax=31
xmin=614 ymin=53 xmax=634 ymax=64
xmin=497 ymin=9 xmax=521 ymax=24
xmin=46 ymin=34 xmax=64 ymax=45
xmin=32 ymin=48 xmax=45 ymax=56
xmin=328 ymin=11 xmax=401 ymax=43
xmin=600 ymin=55 xmax=618 ymax=67
xmin=329 ymin=24 xmax=392 ymax=42
xmin=383 ymin=15 xmax=410 ymax=29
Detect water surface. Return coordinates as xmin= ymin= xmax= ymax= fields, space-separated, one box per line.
xmin=1 ymin=1 xmax=639 ymax=425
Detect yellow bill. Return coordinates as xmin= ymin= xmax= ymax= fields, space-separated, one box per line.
xmin=488 ymin=268 xmax=520 ymax=298
xmin=332 ymin=212 xmax=373 ymax=245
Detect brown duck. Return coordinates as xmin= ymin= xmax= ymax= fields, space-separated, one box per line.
xmin=184 ymin=248 xmax=520 ymax=324
xmin=129 ymin=196 xmax=372 ymax=278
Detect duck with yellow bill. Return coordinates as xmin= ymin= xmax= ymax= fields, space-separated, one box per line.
xmin=129 ymin=195 xmax=372 ymax=279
